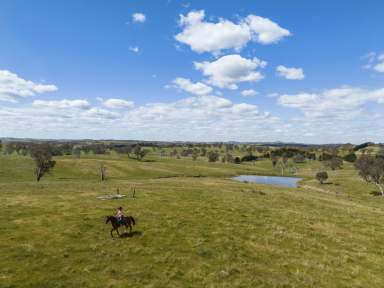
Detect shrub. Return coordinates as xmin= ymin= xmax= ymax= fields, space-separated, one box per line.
xmin=241 ymin=154 xmax=258 ymax=162
xmin=316 ymin=171 xmax=328 ymax=184
xmin=343 ymin=153 xmax=357 ymax=163
xmin=207 ymin=151 xmax=220 ymax=162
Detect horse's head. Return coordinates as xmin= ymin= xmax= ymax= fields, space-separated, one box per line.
xmin=106 ymin=216 xmax=113 ymax=224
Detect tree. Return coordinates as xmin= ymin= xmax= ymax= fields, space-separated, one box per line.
xmin=271 ymin=156 xmax=278 ymax=167
xmin=192 ymin=149 xmax=199 ymax=161
xmin=241 ymin=154 xmax=258 ymax=162
xmin=316 ymin=171 xmax=328 ymax=184
xmin=293 ymin=154 xmax=306 ymax=163
xmin=355 ymin=155 xmax=384 ymax=196
xmin=72 ymin=147 xmax=81 ymax=158
xmin=277 ymin=158 xmax=286 ymax=176
xmin=170 ymin=148 xmax=178 ymax=158
xmin=343 ymin=153 xmax=357 ymax=163
xmin=222 ymin=153 xmax=234 ymax=163
xmin=100 ymin=163 xmax=107 ymax=181
xmin=327 ymin=156 xmax=343 ymax=170
xmin=133 ymin=145 xmax=149 ymax=161
xmin=30 ymin=145 xmax=56 ymax=182
xmin=207 ymin=151 xmax=220 ymax=162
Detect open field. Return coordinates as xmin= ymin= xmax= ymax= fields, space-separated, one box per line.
xmin=1 ymin=153 xmax=384 ymax=287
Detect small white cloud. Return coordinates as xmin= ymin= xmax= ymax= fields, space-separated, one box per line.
xmin=374 ymin=56 xmax=384 ymax=73
xmin=132 ymin=13 xmax=146 ymax=23
xmin=241 ymin=89 xmax=258 ymax=97
xmin=0 ymin=70 xmax=57 ymax=102
xmin=129 ymin=46 xmax=140 ymax=53
xmin=362 ymin=52 xmax=384 ymax=73
xmin=103 ymin=98 xmax=135 ymax=109
xmin=83 ymin=107 xmax=121 ymax=119
xmin=175 ymin=10 xmax=291 ymax=54
xmin=32 ymin=99 xmax=90 ymax=109
xmin=194 ymin=54 xmax=267 ymax=89
xmin=244 ymin=15 xmax=291 ymax=45
xmin=172 ymin=77 xmax=213 ymax=95
xmin=276 ymin=65 xmax=305 ymax=80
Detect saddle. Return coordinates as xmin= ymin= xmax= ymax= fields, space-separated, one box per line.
xmin=116 ymin=216 xmax=125 ymax=224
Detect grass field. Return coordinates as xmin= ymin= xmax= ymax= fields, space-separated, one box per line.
xmin=1 ymin=153 xmax=384 ymax=287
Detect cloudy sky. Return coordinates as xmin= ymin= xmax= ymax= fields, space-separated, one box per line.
xmin=0 ymin=0 xmax=384 ymax=143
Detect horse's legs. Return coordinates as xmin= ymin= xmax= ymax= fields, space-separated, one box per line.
xmin=110 ymin=228 xmax=114 ymax=238
xmin=129 ymin=223 xmax=132 ymax=233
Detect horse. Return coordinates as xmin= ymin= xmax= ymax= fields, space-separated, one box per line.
xmin=106 ymin=215 xmax=136 ymax=238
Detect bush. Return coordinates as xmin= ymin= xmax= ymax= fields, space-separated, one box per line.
xmin=241 ymin=154 xmax=258 ymax=162
xmin=293 ymin=154 xmax=306 ymax=163
xmin=343 ymin=153 xmax=357 ymax=163
xmin=207 ymin=151 xmax=220 ymax=162
xmin=316 ymin=171 xmax=328 ymax=184
xmin=327 ymin=157 xmax=343 ymax=170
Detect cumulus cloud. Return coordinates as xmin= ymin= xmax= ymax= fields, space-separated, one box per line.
xmin=194 ymin=54 xmax=267 ymax=89
xmin=0 ymin=70 xmax=57 ymax=102
xmin=374 ymin=54 xmax=384 ymax=73
xmin=363 ymin=52 xmax=384 ymax=73
xmin=103 ymin=98 xmax=135 ymax=109
xmin=278 ymin=86 xmax=384 ymax=119
xmin=171 ymin=77 xmax=213 ymax=95
xmin=276 ymin=65 xmax=305 ymax=80
xmin=129 ymin=46 xmax=140 ymax=53
xmin=0 ymin=95 xmax=278 ymax=141
xmin=175 ymin=10 xmax=290 ymax=54
xmin=132 ymin=13 xmax=146 ymax=23
xmin=83 ymin=108 xmax=121 ymax=119
xmin=32 ymin=99 xmax=90 ymax=109
xmin=241 ymin=89 xmax=258 ymax=97
xmin=244 ymin=15 xmax=292 ymax=45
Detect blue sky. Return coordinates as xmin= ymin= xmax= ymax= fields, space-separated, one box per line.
xmin=0 ymin=0 xmax=384 ymax=143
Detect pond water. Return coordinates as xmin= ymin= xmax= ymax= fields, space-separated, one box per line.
xmin=232 ymin=175 xmax=302 ymax=188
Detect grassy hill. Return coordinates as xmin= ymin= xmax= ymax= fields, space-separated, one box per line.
xmin=1 ymin=153 xmax=384 ymax=287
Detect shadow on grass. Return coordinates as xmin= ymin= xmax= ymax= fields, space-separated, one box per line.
xmin=119 ymin=231 xmax=143 ymax=238
xmin=321 ymin=182 xmax=340 ymax=186
xmin=370 ymin=191 xmax=383 ymax=196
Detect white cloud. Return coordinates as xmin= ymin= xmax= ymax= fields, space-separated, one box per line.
xmin=103 ymin=98 xmax=135 ymax=109
xmin=278 ymin=86 xmax=384 ymax=119
xmin=244 ymin=15 xmax=291 ymax=45
xmin=374 ymin=61 xmax=384 ymax=73
xmin=3 ymin=92 xmax=384 ymax=143
xmin=32 ymin=99 xmax=90 ymax=109
xmin=129 ymin=46 xmax=140 ymax=53
xmin=172 ymin=77 xmax=213 ymax=95
xmin=132 ymin=13 xmax=146 ymax=23
xmin=0 ymin=70 xmax=57 ymax=102
xmin=363 ymin=52 xmax=384 ymax=73
xmin=83 ymin=108 xmax=121 ymax=119
xmin=194 ymin=54 xmax=267 ymax=89
xmin=175 ymin=10 xmax=290 ymax=54
xmin=241 ymin=89 xmax=258 ymax=97
xmin=0 ymin=95 xmax=278 ymax=141
xmin=276 ymin=65 xmax=305 ymax=80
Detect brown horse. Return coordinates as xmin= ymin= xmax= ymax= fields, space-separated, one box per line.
xmin=106 ymin=215 xmax=136 ymax=238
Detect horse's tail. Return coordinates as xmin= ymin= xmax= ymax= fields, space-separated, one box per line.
xmin=129 ymin=216 xmax=136 ymax=225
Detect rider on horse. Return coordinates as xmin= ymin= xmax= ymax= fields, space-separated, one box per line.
xmin=116 ymin=206 xmax=125 ymax=224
